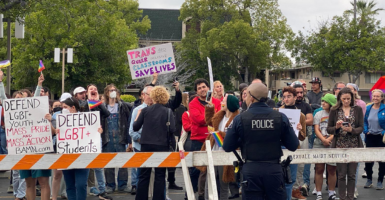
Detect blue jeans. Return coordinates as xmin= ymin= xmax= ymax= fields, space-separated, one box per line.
xmin=63 ymin=169 xmax=90 ymax=200
xmin=303 ymin=134 xmax=315 ymax=187
xmin=131 ymin=148 xmax=140 ymax=187
xmin=0 ymin=128 xmax=7 ymax=154
xmin=93 ymin=168 xmax=106 ymax=193
xmin=285 ymin=164 xmax=298 ymax=200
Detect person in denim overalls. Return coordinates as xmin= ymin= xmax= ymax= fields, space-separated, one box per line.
xmin=102 ymin=84 xmax=132 ymax=193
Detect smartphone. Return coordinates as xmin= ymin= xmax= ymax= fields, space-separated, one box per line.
xmin=174 ymin=77 xmax=179 ymax=82
xmin=342 ymin=122 xmax=349 ymax=127
xmin=206 ymin=91 xmax=212 ymax=101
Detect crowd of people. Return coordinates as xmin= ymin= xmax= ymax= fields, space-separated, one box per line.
xmin=0 ymin=69 xmax=383 ymax=200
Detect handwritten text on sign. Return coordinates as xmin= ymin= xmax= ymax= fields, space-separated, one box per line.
xmin=4 ymin=96 xmax=53 ymax=155
xmin=127 ymin=43 xmax=176 ymax=80
xmin=279 ymin=108 xmax=301 ymax=137
xmin=56 ymin=111 xmax=101 ymax=154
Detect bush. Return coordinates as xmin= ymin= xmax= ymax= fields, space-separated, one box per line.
xmin=120 ymin=94 xmax=136 ymax=103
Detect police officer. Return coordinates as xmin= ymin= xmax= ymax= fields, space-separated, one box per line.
xmin=223 ymin=83 xmax=299 ymax=200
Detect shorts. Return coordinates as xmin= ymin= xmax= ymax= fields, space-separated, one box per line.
xmin=20 ymin=170 xmax=52 ymax=179
xmin=313 ymin=137 xmax=336 ymax=166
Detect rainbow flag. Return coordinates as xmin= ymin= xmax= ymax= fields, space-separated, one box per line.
xmin=0 ymin=60 xmax=10 ymax=69
xmin=38 ymin=60 xmax=45 ymax=72
xmin=88 ymin=100 xmax=102 ymax=109
xmin=212 ymin=132 xmax=224 ymax=147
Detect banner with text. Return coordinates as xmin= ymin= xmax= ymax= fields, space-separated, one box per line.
xmin=56 ymin=111 xmax=101 ymax=154
xmin=279 ymin=108 xmax=301 ymax=137
xmin=127 ymin=43 xmax=176 ymax=80
xmin=4 ymin=96 xmax=53 ymax=155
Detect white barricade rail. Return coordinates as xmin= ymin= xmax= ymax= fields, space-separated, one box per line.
xmin=0 ymin=148 xmax=382 ymax=170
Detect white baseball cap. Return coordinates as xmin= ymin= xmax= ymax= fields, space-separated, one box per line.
xmin=60 ymin=93 xmax=72 ymax=102
xmin=73 ymin=87 xmax=86 ymax=95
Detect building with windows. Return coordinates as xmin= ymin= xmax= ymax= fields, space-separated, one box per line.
xmin=268 ymin=64 xmax=378 ymax=102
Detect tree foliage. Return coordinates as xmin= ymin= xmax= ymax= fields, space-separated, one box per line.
xmin=289 ymin=1 xmax=385 ymax=84
xmin=178 ymin=0 xmax=293 ymax=88
xmin=11 ymin=0 xmax=150 ymax=94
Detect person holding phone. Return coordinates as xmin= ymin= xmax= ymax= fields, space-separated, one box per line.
xmin=313 ymin=94 xmax=337 ymax=200
xmin=363 ymin=89 xmax=385 ymax=190
xmin=327 ymin=88 xmax=364 ymax=200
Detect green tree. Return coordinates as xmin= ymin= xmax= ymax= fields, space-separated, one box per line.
xmin=178 ymin=0 xmax=292 ymax=87
xmin=346 ymin=0 xmax=384 ymax=26
xmin=11 ymin=0 xmax=150 ymax=95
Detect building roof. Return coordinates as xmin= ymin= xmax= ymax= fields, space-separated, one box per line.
xmin=139 ymin=9 xmax=182 ymax=41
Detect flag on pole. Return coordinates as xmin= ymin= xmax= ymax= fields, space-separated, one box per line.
xmin=212 ymin=132 xmax=224 ymax=147
xmin=0 ymin=60 xmax=10 ymax=69
xmin=38 ymin=60 xmax=45 ymax=72
xmin=88 ymin=100 xmax=102 ymax=109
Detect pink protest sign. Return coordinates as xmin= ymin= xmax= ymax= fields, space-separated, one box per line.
xmin=127 ymin=43 xmax=176 ymax=80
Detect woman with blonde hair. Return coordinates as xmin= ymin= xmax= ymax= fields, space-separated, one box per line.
xmin=213 ymin=81 xmax=224 ymax=101
xmin=133 ymin=86 xmax=176 ymax=200
xmin=363 ymin=89 xmax=385 ymax=190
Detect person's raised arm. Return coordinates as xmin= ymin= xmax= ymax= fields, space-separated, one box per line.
xmin=34 ymin=73 xmax=44 ymax=97
xmin=149 ymin=72 xmax=158 ymax=86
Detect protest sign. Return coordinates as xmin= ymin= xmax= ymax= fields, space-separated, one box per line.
xmin=127 ymin=43 xmax=176 ymax=80
xmin=207 ymin=57 xmax=214 ymax=90
xmin=278 ymin=108 xmax=301 ymax=137
xmin=56 ymin=111 xmax=101 ymax=154
xmin=4 ymin=96 xmax=53 ymax=155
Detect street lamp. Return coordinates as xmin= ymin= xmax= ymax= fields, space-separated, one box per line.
xmin=54 ymin=48 xmax=73 ymax=94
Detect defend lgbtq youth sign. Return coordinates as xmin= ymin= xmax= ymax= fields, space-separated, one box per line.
xmin=4 ymin=96 xmax=53 ymax=155
xmin=127 ymin=43 xmax=176 ymax=80
xmin=56 ymin=111 xmax=101 ymax=154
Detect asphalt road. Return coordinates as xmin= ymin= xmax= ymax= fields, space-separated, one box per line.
xmin=0 ymin=164 xmax=384 ymax=200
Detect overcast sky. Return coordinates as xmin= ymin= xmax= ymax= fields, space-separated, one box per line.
xmin=138 ymin=0 xmax=385 ymax=34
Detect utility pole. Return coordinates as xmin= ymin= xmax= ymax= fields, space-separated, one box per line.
xmin=6 ymin=18 xmax=11 ymax=94
xmin=354 ymin=0 xmax=357 ymax=21
xmin=54 ymin=48 xmax=73 ymax=94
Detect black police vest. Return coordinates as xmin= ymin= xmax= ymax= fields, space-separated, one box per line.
xmin=240 ymin=110 xmax=283 ymax=161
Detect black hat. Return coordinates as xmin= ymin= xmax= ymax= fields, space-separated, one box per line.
xmin=309 ymin=77 xmax=321 ymax=84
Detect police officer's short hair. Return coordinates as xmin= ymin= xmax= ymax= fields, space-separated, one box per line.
xmin=292 ymin=84 xmax=304 ymax=91
xmin=282 ymin=86 xmax=297 ymax=96
xmin=194 ymin=78 xmax=209 ymax=91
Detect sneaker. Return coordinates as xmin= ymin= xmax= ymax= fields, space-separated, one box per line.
xmin=328 ymin=194 xmax=336 ymax=200
xmin=362 ymin=172 xmax=367 ymax=178
xmin=316 ymin=194 xmax=323 ymax=200
xmin=7 ymin=184 xmax=13 ymax=193
xmin=98 ymin=192 xmax=113 ymax=200
xmin=364 ymin=179 xmax=373 ymax=188
xmin=198 ymin=196 xmax=204 ymax=200
xmin=105 ymin=187 xmax=114 ymax=194
xmin=90 ymin=187 xmax=100 ymax=196
xmin=301 ymin=184 xmax=309 ymax=196
xmin=312 ymin=187 xmax=317 ymax=195
xmin=60 ymin=195 xmax=67 ymax=199
xmin=168 ymin=182 xmax=183 ymax=190
xmin=131 ymin=186 xmax=136 ymax=195
xmin=354 ymin=188 xmax=359 ymax=197
xmin=292 ymin=189 xmax=307 ymax=200
xmin=376 ymin=182 xmax=384 ymax=190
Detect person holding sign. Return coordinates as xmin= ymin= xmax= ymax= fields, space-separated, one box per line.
xmin=327 ymin=88 xmax=364 ymax=200
xmin=197 ymin=94 xmax=240 ymax=200
xmin=223 ymin=83 xmax=299 ymax=200
xmin=59 ymin=97 xmax=102 ymax=200
xmin=313 ymin=94 xmax=337 ymax=200
xmin=279 ymin=86 xmax=307 ymax=200
xmin=133 ymin=86 xmax=176 ymax=200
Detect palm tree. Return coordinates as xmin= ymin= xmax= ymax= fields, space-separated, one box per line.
xmin=346 ymin=0 xmax=384 ymax=25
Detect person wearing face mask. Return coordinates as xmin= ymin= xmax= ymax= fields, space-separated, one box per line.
xmin=73 ymin=85 xmax=111 ymax=199
xmin=102 ymin=84 xmax=132 ymax=194
xmin=58 ymin=97 xmax=103 ymax=200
